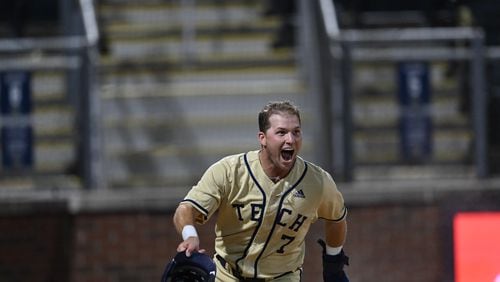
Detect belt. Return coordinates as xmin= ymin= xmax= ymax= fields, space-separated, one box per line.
xmin=215 ymin=254 xmax=293 ymax=282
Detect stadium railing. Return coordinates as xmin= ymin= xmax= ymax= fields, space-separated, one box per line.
xmin=298 ymin=0 xmax=493 ymax=181
xmin=0 ymin=0 xmax=105 ymax=190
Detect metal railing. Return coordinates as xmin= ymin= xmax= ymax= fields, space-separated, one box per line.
xmin=0 ymin=0 xmax=104 ymax=189
xmin=298 ymin=0 xmax=491 ymax=180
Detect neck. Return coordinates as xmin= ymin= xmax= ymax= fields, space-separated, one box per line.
xmin=258 ymin=150 xmax=286 ymax=180
xmin=268 ymin=175 xmax=281 ymax=183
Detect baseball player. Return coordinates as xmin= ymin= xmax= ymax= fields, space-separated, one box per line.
xmin=173 ymin=101 xmax=349 ymax=281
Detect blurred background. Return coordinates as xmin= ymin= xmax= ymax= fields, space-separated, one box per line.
xmin=0 ymin=0 xmax=499 ymax=281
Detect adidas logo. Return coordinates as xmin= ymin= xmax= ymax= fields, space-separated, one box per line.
xmin=293 ymin=189 xmax=305 ymax=198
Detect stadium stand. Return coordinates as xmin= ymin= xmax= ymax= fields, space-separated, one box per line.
xmin=0 ymin=0 xmax=83 ymax=189
xmin=97 ymin=0 xmax=307 ymax=188
xmin=0 ymin=1 xmax=499 ymax=282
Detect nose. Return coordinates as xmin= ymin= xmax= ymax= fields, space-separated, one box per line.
xmin=285 ymin=132 xmax=295 ymax=144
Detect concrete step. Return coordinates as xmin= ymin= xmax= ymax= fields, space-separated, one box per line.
xmin=101 ymin=90 xmax=311 ymax=188
xmin=354 ymin=164 xmax=475 ymax=181
xmin=100 ymin=69 xmax=304 ymax=99
xmin=107 ymin=143 xmax=251 ymax=184
xmin=99 ymin=1 xmax=268 ymax=28
xmin=0 ymin=141 xmax=75 ymax=173
xmin=352 ymin=61 xmax=457 ymax=94
xmin=353 ymin=95 xmax=469 ymax=128
xmin=354 ymin=129 xmax=472 ymax=163
xmin=0 ymin=174 xmax=81 ymax=190
xmin=103 ymin=109 xmax=313 ymax=152
xmin=100 ymin=75 xmax=299 ymax=96
xmin=107 ymin=142 xmax=314 ymax=188
xmin=33 ymin=141 xmax=75 ymax=172
xmin=32 ymin=107 xmax=74 ymax=136
xmin=99 ymin=59 xmax=296 ymax=86
xmin=31 ymin=72 xmax=67 ymax=102
xmin=102 ymin=83 xmax=306 ymax=121
xmin=104 ymin=116 xmax=256 ymax=154
xmin=98 ymin=0 xmax=278 ymax=59
xmin=98 ymin=50 xmax=294 ymax=73
xmin=105 ymin=32 xmax=276 ymax=59
xmin=104 ymin=18 xmax=278 ymax=39
xmin=101 ymin=90 xmax=308 ymax=141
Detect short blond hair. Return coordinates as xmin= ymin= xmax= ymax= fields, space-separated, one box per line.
xmin=258 ymin=100 xmax=301 ymax=132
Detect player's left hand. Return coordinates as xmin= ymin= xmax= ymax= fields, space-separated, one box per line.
xmin=317 ymin=239 xmax=349 ymax=282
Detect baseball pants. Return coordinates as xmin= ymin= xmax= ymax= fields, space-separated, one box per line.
xmin=214 ymin=255 xmax=302 ymax=281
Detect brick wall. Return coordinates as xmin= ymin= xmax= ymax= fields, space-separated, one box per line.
xmin=0 ymin=203 xmax=71 ymax=282
xmin=70 ymin=212 xmax=175 ymax=282
xmin=343 ymin=204 xmax=444 ymax=282
xmin=69 ymin=204 xmax=445 ymax=282
xmin=0 ymin=200 xmax=458 ymax=282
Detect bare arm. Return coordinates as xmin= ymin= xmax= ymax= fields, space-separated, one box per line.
xmin=325 ymin=219 xmax=347 ymax=249
xmin=173 ymin=203 xmax=205 ymax=256
xmin=320 ymin=219 xmax=349 ymax=280
xmin=173 ymin=203 xmax=198 ymax=233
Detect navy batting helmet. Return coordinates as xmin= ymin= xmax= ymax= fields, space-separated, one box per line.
xmin=161 ymin=252 xmax=216 ymax=282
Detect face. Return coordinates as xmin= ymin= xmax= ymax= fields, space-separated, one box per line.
xmin=259 ymin=112 xmax=302 ymax=174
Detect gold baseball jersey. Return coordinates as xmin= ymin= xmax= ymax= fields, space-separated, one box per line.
xmin=181 ymin=150 xmax=347 ymax=279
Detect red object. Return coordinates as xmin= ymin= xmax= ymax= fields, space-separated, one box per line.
xmin=454 ymin=212 xmax=500 ymax=282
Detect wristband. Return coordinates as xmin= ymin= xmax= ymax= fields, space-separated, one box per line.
xmin=182 ymin=225 xmax=198 ymax=240
xmin=326 ymin=245 xmax=343 ymax=256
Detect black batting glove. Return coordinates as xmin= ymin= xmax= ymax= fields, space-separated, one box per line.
xmin=317 ymin=239 xmax=349 ymax=282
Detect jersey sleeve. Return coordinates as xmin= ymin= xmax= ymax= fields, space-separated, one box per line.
xmin=181 ymin=160 xmax=228 ymax=224
xmin=317 ymin=171 xmax=347 ymax=221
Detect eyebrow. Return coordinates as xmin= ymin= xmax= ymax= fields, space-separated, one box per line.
xmin=274 ymin=126 xmax=301 ymax=131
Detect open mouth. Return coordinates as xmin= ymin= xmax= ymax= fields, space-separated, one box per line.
xmin=281 ymin=149 xmax=294 ymax=161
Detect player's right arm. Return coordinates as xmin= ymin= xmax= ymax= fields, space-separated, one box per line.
xmin=173 ymin=203 xmax=204 ymax=257
xmin=172 ymin=156 xmax=231 ymax=256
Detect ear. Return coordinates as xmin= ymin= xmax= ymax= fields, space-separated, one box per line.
xmin=258 ymin=131 xmax=266 ymax=147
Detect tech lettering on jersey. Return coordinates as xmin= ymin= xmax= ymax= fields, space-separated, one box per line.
xmin=232 ymin=203 xmax=265 ymax=222
xmin=234 ymin=153 xmax=309 ymax=278
xmin=277 ymin=208 xmax=308 ymax=232
xmin=232 ymin=204 xmax=307 ymax=233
